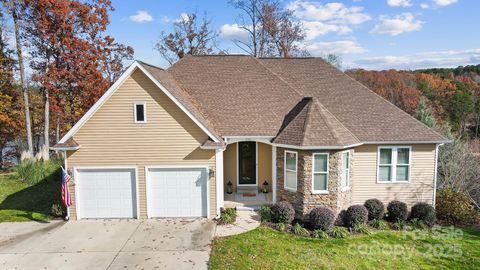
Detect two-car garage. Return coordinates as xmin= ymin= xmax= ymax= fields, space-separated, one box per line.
xmin=75 ymin=166 xmax=208 ymax=219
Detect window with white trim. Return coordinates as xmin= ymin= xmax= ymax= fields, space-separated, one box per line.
xmin=284 ymin=151 xmax=297 ymax=191
xmin=378 ymin=147 xmax=411 ymax=182
xmin=134 ymin=102 xmax=146 ymax=123
xmin=312 ymin=153 xmax=329 ymax=193
xmin=341 ymin=151 xmax=350 ymax=188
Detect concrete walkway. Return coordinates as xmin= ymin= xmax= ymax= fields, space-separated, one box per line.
xmin=215 ymin=210 xmax=260 ymax=237
xmin=0 ymin=219 xmax=216 ymax=270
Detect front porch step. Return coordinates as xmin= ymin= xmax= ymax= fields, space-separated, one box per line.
xmin=236 ymin=205 xmax=261 ymax=211
xmin=236 ymin=186 xmax=258 ymax=194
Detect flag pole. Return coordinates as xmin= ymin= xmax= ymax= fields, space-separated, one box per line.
xmin=64 ymin=151 xmax=70 ymax=221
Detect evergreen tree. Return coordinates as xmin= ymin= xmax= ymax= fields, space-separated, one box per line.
xmin=415 ymin=98 xmax=438 ymax=129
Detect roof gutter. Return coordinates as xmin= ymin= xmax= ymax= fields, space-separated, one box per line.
xmin=50 ymin=146 xmax=81 ymax=151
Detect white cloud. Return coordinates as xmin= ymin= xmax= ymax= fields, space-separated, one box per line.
xmin=306 ymin=40 xmax=367 ymax=55
xmin=387 ymin=0 xmax=412 ymax=7
xmin=303 ymin=21 xmax=351 ymax=40
xmin=353 ymin=48 xmax=480 ymax=70
xmin=220 ymin=24 xmax=250 ymax=42
xmin=370 ymin=13 xmax=423 ymax=36
xmin=433 ymin=0 xmax=458 ymax=6
xmin=287 ymin=1 xmax=371 ymax=25
xmin=177 ymin=12 xmax=190 ymax=23
xmin=420 ymin=3 xmax=430 ymax=9
xmin=129 ymin=11 xmax=153 ymax=23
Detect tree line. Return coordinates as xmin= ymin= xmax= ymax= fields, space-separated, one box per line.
xmin=346 ymin=65 xmax=480 ymax=139
xmin=0 ymin=0 xmax=133 ymax=167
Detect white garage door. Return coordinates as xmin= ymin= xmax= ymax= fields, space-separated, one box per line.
xmin=77 ymin=168 xmax=137 ymax=219
xmin=147 ymin=167 xmax=208 ymax=218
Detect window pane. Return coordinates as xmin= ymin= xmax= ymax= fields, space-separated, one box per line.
xmin=136 ymin=104 xmax=145 ymax=122
xmin=342 ymin=152 xmax=349 ymax=170
xmin=313 ymin=173 xmax=327 ymax=191
xmin=341 ymin=170 xmax=348 ymax=187
xmin=396 ymin=165 xmax=409 ymax=181
xmin=397 ymin=148 xmax=410 ymax=164
xmin=379 ymin=166 xmax=391 ymax=181
xmin=379 ymin=149 xmax=392 ymax=164
xmin=286 ymin=171 xmax=297 ymax=189
xmin=314 ymin=154 xmax=328 ymax=172
xmin=286 ymin=152 xmax=297 ymax=171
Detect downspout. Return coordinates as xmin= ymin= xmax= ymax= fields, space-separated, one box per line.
xmin=64 ymin=150 xmax=70 ymax=220
xmin=433 ymin=143 xmax=443 ymax=208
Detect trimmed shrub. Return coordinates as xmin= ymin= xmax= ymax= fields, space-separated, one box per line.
xmin=329 ymin=227 xmax=349 ymax=239
xmin=272 ymin=201 xmax=295 ymax=224
xmin=387 ymin=200 xmax=408 ymax=222
xmin=260 ymin=205 xmax=273 ymax=222
xmin=368 ymin=219 xmax=389 ymax=230
xmin=343 ymin=205 xmax=368 ymax=227
xmin=292 ymin=223 xmax=310 ymax=236
xmin=410 ymin=202 xmax=436 ymax=227
xmin=436 ymin=188 xmax=475 ymax=225
xmin=364 ymin=199 xmax=385 ymax=221
xmin=353 ymin=224 xmax=370 ymax=235
xmin=312 ymin=229 xmax=329 ymax=239
xmin=309 ymin=207 xmax=335 ymax=231
xmin=218 ymin=208 xmax=236 ymax=225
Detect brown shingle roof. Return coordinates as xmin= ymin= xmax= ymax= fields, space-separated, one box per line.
xmin=52 ymin=138 xmax=80 ymax=150
xmin=167 ymin=55 xmax=301 ymax=137
xmin=259 ymin=57 xmax=447 ymax=143
xmin=139 ymin=55 xmax=447 ymax=147
xmin=274 ymin=97 xmax=360 ymax=147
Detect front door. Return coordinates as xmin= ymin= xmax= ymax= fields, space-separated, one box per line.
xmin=238 ymin=141 xmax=256 ymax=185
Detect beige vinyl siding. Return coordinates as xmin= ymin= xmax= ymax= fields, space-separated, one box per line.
xmin=351 ymin=144 xmax=436 ymax=206
xmin=67 ymin=69 xmax=216 ymax=219
xmin=258 ymin=143 xmax=272 ymax=191
xmin=223 ymin=143 xmax=237 ymax=190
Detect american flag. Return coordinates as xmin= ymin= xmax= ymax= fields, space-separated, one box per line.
xmin=61 ymin=167 xmax=72 ymax=207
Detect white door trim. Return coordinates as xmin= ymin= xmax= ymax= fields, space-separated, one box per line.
xmin=236 ymin=141 xmax=258 ymax=187
xmin=145 ymin=165 xmax=210 ymax=218
xmin=74 ymin=166 xmax=139 ymax=220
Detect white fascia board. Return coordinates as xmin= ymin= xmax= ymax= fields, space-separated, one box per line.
xmin=59 ymin=61 xmax=221 ymax=144
xmin=51 ymin=146 xmax=81 ymax=151
xmin=273 ymin=139 xmax=450 ymax=150
xmin=363 ymin=140 xmax=452 ymax=145
xmin=272 ymin=142 xmax=363 ymax=150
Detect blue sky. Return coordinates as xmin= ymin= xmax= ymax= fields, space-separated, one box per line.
xmin=107 ymin=0 xmax=479 ymax=70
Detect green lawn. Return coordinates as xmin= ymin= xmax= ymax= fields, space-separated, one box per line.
xmin=209 ymin=226 xmax=480 ymax=270
xmin=0 ymin=173 xmax=60 ymax=222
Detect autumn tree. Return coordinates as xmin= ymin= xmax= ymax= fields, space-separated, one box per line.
xmin=155 ymin=12 xmax=217 ymax=65
xmin=261 ymin=2 xmax=305 ymax=57
xmin=23 ymin=0 xmax=133 ymax=154
xmin=346 ymin=69 xmax=421 ymax=115
xmin=7 ymin=0 xmax=33 ymax=154
xmin=0 ymin=9 xmax=21 ymax=168
xmin=229 ymin=0 xmax=267 ymax=57
xmin=230 ymin=0 xmax=306 ymax=58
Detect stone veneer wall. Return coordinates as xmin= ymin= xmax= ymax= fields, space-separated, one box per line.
xmin=277 ymin=147 xmax=354 ymax=220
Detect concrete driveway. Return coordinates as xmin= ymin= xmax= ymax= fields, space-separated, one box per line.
xmin=0 ymin=219 xmax=216 ymax=270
